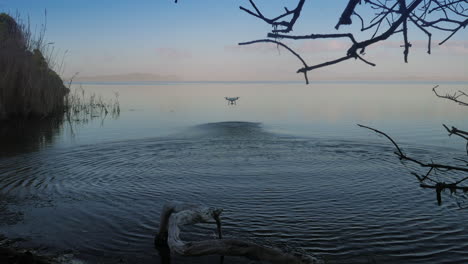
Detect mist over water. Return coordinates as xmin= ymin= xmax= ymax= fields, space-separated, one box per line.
xmin=1 ymin=82 xmax=467 ymax=263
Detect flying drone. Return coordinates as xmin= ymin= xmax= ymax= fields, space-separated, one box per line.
xmin=225 ymin=97 xmax=239 ymax=105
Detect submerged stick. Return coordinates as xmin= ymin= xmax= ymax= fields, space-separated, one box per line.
xmin=155 ymin=202 xmax=321 ymax=264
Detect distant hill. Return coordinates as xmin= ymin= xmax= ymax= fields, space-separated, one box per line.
xmin=72 ymin=73 xmax=181 ymax=82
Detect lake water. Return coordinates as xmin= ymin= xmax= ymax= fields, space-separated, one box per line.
xmin=0 ymin=81 xmax=467 ymax=264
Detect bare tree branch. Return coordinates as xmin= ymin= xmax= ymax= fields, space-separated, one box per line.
xmin=443 ymin=124 xmax=468 ymax=141
xmin=237 ymin=0 xmax=468 ymax=83
xmin=358 ymin=124 xmax=468 ymax=172
xmin=176 ymin=1 xmax=467 ymax=82
xmin=336 ymin=0 xmax=362 ymax=29
xmin=433 ymin=85 xmax=468 ymax=106
xmin=238 ymin=39 xmax=310 ymax=84
xmin=358 ymin=123 xmax=468 ymax=206
xmin=240 ymin=0 xmax=306 ymax=33
xmin=267 ymin=32 xmax=357 ymax=44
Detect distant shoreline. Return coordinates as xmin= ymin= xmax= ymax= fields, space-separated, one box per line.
xmin=69 ymin=80 xmax=468 ymax=85
xmin=70 ymin=73 xmax=180 ymax=83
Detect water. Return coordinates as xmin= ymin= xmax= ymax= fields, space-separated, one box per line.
xmin=0 ymin=82 xmax=467 ymax=263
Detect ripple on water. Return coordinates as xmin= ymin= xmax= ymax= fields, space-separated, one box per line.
xmin=0 ymin=122 xmax=467 ymax=264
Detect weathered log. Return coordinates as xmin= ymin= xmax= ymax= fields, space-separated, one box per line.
xmin=155 ymin=202 xmax=222 ymax=247
xmin=155 ymin=202 xmax=321 ymax=264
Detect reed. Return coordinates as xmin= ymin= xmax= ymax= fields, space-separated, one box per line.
xmin=0 ymin=13 xmax=119 ymax=124
xmin=64 ymin=84 xmax=120 ymax=123
xmin=0 ymin=12 xmax=68 ymax=120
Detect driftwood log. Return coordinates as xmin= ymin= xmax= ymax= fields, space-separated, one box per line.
xmin=155 ymin=202 xmax=321 ymax=264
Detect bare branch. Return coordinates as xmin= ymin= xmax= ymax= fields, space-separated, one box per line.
xmin=336 ymin=0 xmax=361 ymax=29
xmin=268 ymin=32 xmax=357 ymax=44
xmin=239 ymin=0 xmax=306 ymax=33
xmin=433 ymin=85 xmax=468 ymax=106
xmin=239 ymin=39 xmax=310 ymax=84
xmin=358 ymin=124 xmax=468 ymax=172
xmin=399 ymin=0 xmax=411 ymax=62
xmin=409 ymin=14 xmax=432 ymax=54
xmin=443 ymin=124 xmax=468 ymax=141
xmin=298 ymin=55 xmax=353 ymax=73
xmin=358 ymin=122 xmax=468 ymax=206
xmin=238 ymin=0 xmax=467 ymax=83
xmin=357 ymin=124 xmax=405 ymax=156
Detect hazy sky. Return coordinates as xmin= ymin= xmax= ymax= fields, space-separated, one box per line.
xmin=2 ymin=0 xmax=467 ymax=81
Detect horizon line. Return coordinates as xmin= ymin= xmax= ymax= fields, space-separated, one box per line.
xmin=70 ymin=80 xmax=468 ymax=85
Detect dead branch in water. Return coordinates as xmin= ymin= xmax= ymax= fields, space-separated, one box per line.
xmin=358 ymin=124 xmax=468 ymax=206
xmin=433 ymin=85 xmax=468 ymax=106
xmin=155 ymin=202 xmax=321 ymax=264
xmin=442 ymin=124 xmax=468 ymax=156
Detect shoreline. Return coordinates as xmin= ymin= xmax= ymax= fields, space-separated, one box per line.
xmin=0 ymin=235 xmax=83 ymax=264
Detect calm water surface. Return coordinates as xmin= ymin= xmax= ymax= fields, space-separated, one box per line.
xmin=0 ymin=82 xmax=467 ymax=263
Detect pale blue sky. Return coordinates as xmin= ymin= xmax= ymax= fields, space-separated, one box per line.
xmin=2 ymin=0 xmax=467 ymax=81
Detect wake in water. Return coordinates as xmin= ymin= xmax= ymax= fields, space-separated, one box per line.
xmin=0 ymin=122 xmax=467 ymax=263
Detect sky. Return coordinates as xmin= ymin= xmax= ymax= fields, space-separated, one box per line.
xmin=1 ymin=0 xmax=467 ymax=81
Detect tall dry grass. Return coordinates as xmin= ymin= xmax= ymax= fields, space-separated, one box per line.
xmin=65 ymin=84 xmax=120 ymax=123
xmin=0 ymin=12 xmax=68 ymax=120
xmin=0 ymin=12 xmax=120 ymax=124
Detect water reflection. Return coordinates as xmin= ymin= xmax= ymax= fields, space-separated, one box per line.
xmin=0 ymin=87 xmax=120 ymax=156
xmin=155 ymin=246 xmax=171 ymax=264
xmin=0 ymin=118 xmax=63 ymax=157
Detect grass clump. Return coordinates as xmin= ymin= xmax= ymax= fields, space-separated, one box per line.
xmin=65 ymin=84 xmax=120 ymax=123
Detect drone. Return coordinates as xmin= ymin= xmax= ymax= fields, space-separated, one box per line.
xmin=225 ymin=97 xmax=239 ymax=105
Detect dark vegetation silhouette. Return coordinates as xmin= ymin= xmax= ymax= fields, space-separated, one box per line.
xmin=0 ymin=13 xmax=120 ymax=123
xmin=0 ymin=13 xmax=120 ymax=156
xmin=0 ymin=13 xmax=68 ymax=120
